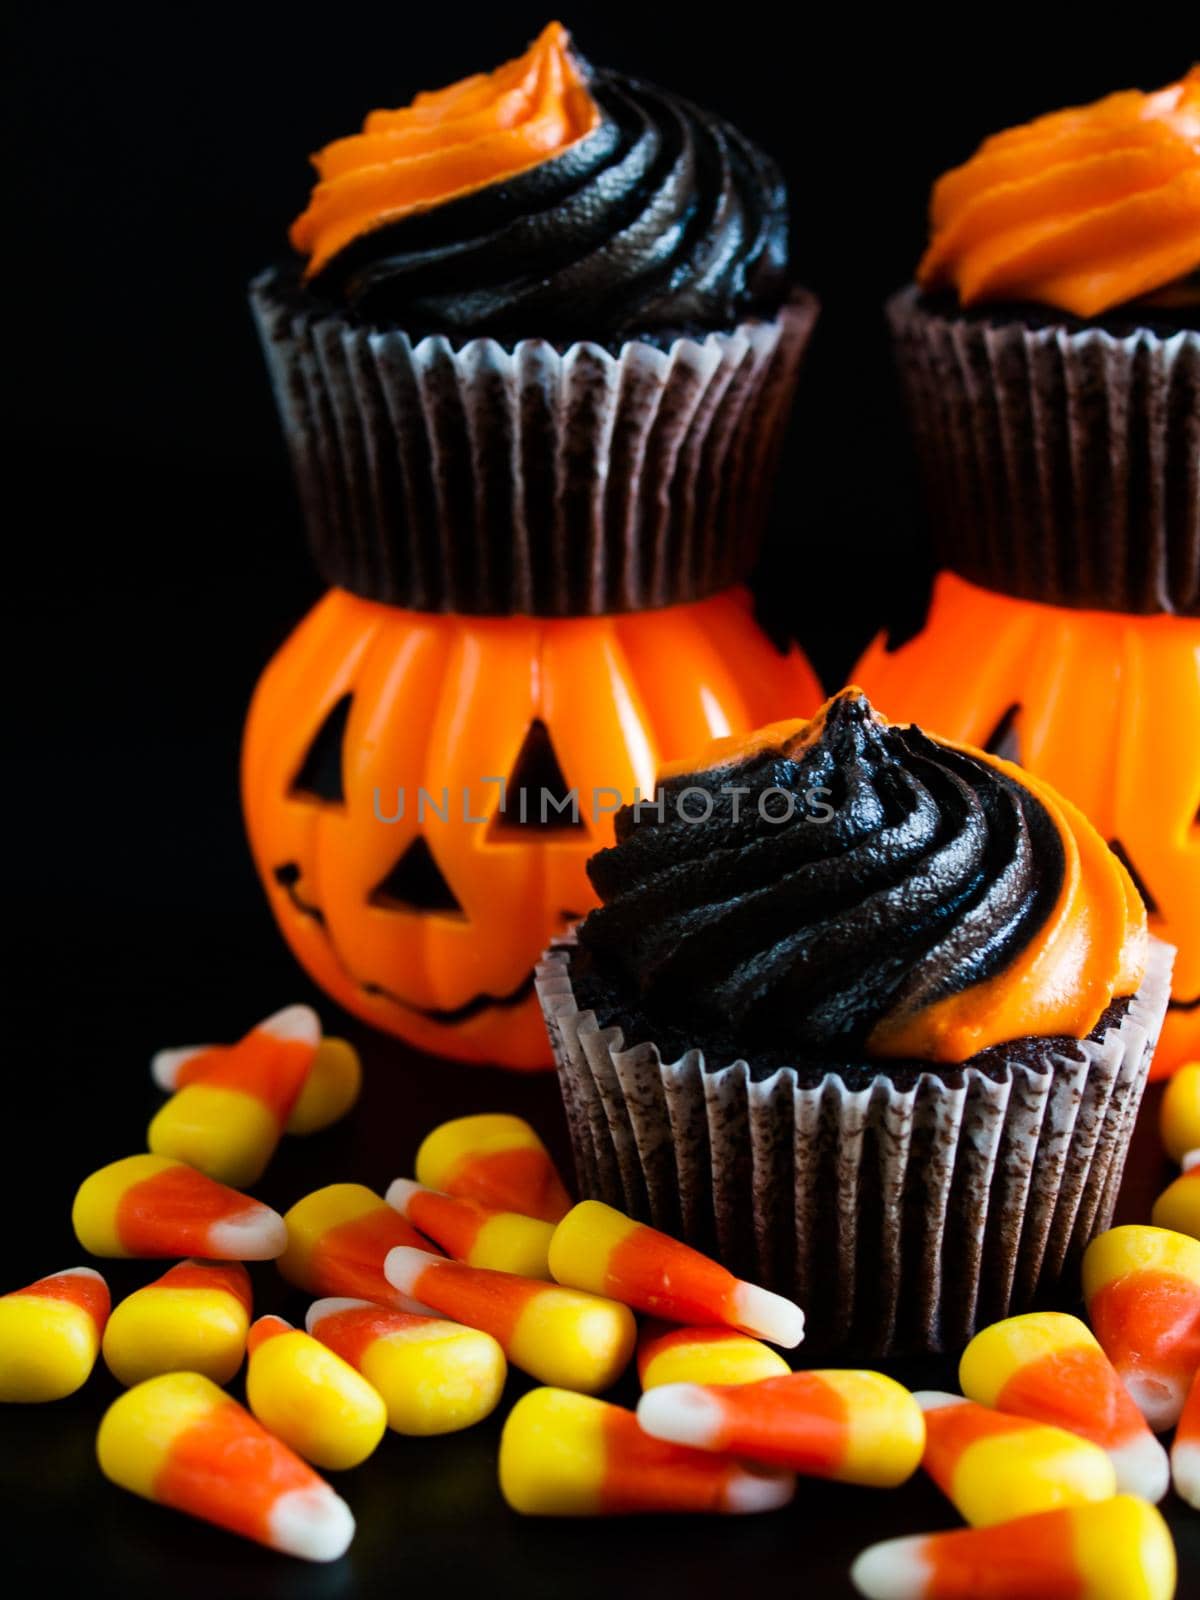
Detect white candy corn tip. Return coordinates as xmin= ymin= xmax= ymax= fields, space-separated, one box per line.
xmin=723 ymin=1467 xmax=796 ymax=1514
xmin=385 ymin=1178 xmax=423 ymax=1213
xmin=850 ymin=1534 xmax=932 ymax=1600
xmin=383 ymin=1245 xmax=443 ymax=1295
xmin=260 ymin=1004 xmax=322 ymax=1047
xmin=731 ymin=1282 xmax=805 ymax=1348
xmin=636 ymin=1385 xmax=725 ymax=1450
xmin=57 ymin=1265 xmax=107 ymax=1282
xmin=1109 ymin=1431 xmax=1171 ymax=1502
xmin=268 ymin=1484 xmax=355 ymax=1563
xmin=912 ymin=1390 xmax=967 ymax=1413
xmin=1172 ymin=1440 xmax=1200 ymax=1509
xmin=305 ymin=1297 xmax=376 ymax=1334
xmin=1122 ymin=1372 xmax=1188 ymax=1435
xmin=150 ymin=1045 xmax=207 ymax=1091
xmin=209 ymin=1207 xmax=288 ymax=1261
xmin=1183 ymin=1149 xmax=1200 ymax=1173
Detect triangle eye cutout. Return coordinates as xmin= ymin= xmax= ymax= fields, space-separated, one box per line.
xmin=1108 ymin=838 xmax=1160 ymax=918
xmin=290 ymin=693 xmax=352 ymax=805
xmin=490 ymin=719 xmax=585 ymax=836
xmin=983 ymin=702 xmax=1022 ymax=765
xmin=370 ymin=837 xmax=465 ymax=917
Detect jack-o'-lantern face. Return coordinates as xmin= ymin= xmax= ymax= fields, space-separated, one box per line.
xmin=242 ymin=587 xmax=821 ymax=1068
xmin=854 ymin=572 xmax=1200 ymax=1076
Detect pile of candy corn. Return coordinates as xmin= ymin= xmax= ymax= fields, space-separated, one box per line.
xmin=2 ymin=1005 xmax=1199 ymax=1597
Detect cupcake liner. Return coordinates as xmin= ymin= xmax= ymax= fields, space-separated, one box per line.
xmin=251 ymin=268 xmax=817 ymax=617
xmin=537 ymin=937 xmax=1174 ymax=1356
xmin=888 ymin=287 xmax=1200 ymax=616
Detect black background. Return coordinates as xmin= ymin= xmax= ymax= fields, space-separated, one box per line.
xmin=4 ymin=6 xmax=1197 ymax=1595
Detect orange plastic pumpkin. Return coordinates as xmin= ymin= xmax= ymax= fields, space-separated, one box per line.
xmin=855 ymin=572 xmax=1200 ymax=1076
xmin=242 ymin=586 xmax=821 ymax=1069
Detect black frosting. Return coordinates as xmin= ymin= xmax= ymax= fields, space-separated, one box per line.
xmin=576 ymin=692 xmax=1067 ymax=1062
xmin=307 ymin=65 xmax=789 ymax=341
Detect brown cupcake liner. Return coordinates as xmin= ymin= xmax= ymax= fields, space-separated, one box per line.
xmin=536 ymin=937 xmax=1174 ymax=1356
xmin=251 ymin=268 xmax=817 ymax=617
xmin=889 ymin=287 xmax=1200 ymax=616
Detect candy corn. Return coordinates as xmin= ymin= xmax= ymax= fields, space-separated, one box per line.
xmin=384 ymin=1246 xmax=635 ymax=1393
xmin=0 ymin=1267 xmax=109 ymax=1402
xmin=548 ymin=1200 xmax=804 ymax=1348
xmin=97 ymin=1372 xmax=354 ymax=1562
xmin=1160 ymin=1061 xmax=1200 ymax=1164
xmin=416 ymin=1113 xmax=571 ymax=1222
xmin=245 ymin=1314 xmax=386 ymax=1470
xmin=306 ymin=1297 xmax=507 ymax=1435
xmin=635 ymin=1370 xmax=924 ymax=1487
xmin=72 ymin=1154 xmax=287 ymax=1260
xmin=1170 ymin=1366 xmax=1200 ymax=1508
xmin=102 ymin=1260 xmax=252 ymax=1387
xmin=637 ymin=1321 xmax=790 ymax=1390
xmin=1151 ymin=1167 xmax=1200 ymax=1239
xmin=153 ymin=1027 xmax=361 ymax=1138
xmin=914 ymin=1391 xmax=1115 ymax=1527
xmin=1082 ymin=1225 xmax=1200 ymax=1431
xmin=148 ymin=1005 xmax=319 ymax=1186
xmin=278 ymin=1183 xmax=433 ymax=1310
xmin=499 ymin=1387 xmax=795 ymax=1517
xmin=386 ymin=1178 xmax=554 ymax=1278
xmin=850 ymin=1496 xmax=1175 ymax=1600
xmin=959 ymin=1311 xmax=1169 ymax=1501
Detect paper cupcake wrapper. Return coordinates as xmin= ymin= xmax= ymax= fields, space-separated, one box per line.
xmin=251 ymin=269 xmax=817 ymax=617
xmin=537 ymin=937 xmax=1174 ymax=1356
xmin=889 ymin=287 xmax=1200 ymax=617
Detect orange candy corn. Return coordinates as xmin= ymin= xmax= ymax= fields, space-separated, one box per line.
xmin=385 ymin=1246 xmax=635 ymax=1393
xmin=1082 ymin=1225 xmax=1200 ymax=1430
xmin=1170 ymin=1366 xmax=1200 ymax=1508
xmin=102 ymin=1260 xmax=253 ymax=1386
xmin=97 ymin=1371 xmax=354 ymax=1562
xmin=386 ymin=1178 xmax=554 ymax=1278
xmin=0 ymin=1266 xmax=110 ymax=1402
xmin=306 ymin=1297 xmax=507 ymax=1435
xmin=416 ymin=1114 xmax=571 ymax=1222
xmin=959 ymin=1312 xmax=1169 ymax=1500
xmin=548 ymin=1200 xmax=804 ymax=1347
xmin=914 ymin=1391 xmax=1115 ymax=1526
xmin=635 ymin=1370 xmax=925 ymax=1486
xmin=500 ymin=1387 xmax=795 ymax=1517
xmin=72 ymin=1154 xmax=287 ymax=1260
xmin=636 ymin=1321 xmax=790 ymax=1390
xmin=278 ymin=1184 xmax=435 ymax=1311
xmin=850 ymin=1496 xmax=1176 ymax=1600
xmin=148 ymin=1005 xmax=319 ymax=1185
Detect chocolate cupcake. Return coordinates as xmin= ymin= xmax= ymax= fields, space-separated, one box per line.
xmin=537 ymin=690 xmax=1174 ymax=1355
xmin=890 ymin=68 xmax=1199 ymax=616
xmin=251 ymin=22 xmax=817 ymax=616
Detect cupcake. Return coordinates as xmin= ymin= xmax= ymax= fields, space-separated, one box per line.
xmin=251 ymin=21 xmax=818 ymax=615
xmin=889 ymin=67 xmax=1199 ymax=615
xmin=537 ymin=689 xmax=1174 ymax=1355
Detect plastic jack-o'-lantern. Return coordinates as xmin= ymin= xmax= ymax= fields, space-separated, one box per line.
xmin=244 ymin=588 xmax=820 ymax=1068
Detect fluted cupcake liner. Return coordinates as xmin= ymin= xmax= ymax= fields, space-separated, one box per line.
xmin=889 ymin=287 xmax=1200 ymax=616
xmin=537 ymin=937 xmax=1174 ymax=1356
xmin=251 ymin=268 xmax=817 ymax=617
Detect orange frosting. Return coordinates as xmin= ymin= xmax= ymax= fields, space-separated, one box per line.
xmin=658 ymin=695 xmax=1147 ymax=1063
xmin=290 ymin=22 xmax=601 ymax=277
xmin=917 ymin=68 xmax=1200 ymax=316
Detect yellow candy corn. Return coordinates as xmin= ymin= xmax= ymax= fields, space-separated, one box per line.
xmin=97 ymin=1372 xmax=354 ymax=1561
xmin=387 ymin=1178 xmax=555 ymax=1278
xmin=286 ymin=1038 xmax=361 ymax=1135
xmin=1152 ymin=1166 xmax=1200 ymax=1239
xmin=102 ymin=1261 xmax=253 ymax=1387
xmin=499 ymin=1388 xmax=795 ymax=1516
xmin=0 ymin=1267 xmax=109 ymax=1402
xmin=306 ymin=1298 xmax=507 ymax=1436
xmin=1160 ymin=1061 xmax=1200 ymax=1163
xmin=636 ymin=1321 xmax=790 ymax=1390
xmin=416 ymin=1114 xmax=571 ymax=1222
xmin=245 ymin=1315 xmax=386 ymax=1470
